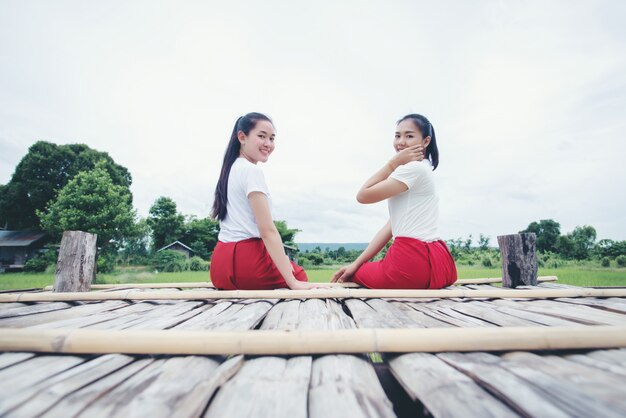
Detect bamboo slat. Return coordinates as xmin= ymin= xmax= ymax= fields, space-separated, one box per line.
xmin=308 ymin=355 xmax=396 ymax=418
xmin=205 ymin=357 xmax=311 ymax=418
xmin=40 ymin=276 xmax=559 ymax=291
xmin=389 ymin=353 xmax=518 ymax=417
xmin=438 ymin=352 xmax=620 ymax=418
xmin=3 ymin=286 xmax=626 ymax=303
xmin=1 ymin=326 xmax=625 ymax=355
xmin=72 ymin=356 xmax=243 ymax=418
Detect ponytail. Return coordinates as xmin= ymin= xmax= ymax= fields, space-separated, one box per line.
xmin=397 ymin=114 xmax=439 ymax=170
xmin=211 ymin=112 xmax=273 ymax=221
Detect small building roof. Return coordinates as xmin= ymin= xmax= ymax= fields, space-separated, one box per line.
xmin=157 ymin=241 xmax=194 ymax=253
xmin=0 ymin=231 xmax=47 ymax=247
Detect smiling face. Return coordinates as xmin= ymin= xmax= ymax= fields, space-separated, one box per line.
xmin=238 ymin=120 xmax=276 ymax=164
xmin=394 ymin=119 xmax=430 ymax=152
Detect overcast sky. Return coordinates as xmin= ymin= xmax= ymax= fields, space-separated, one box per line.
xmin=1 ymin=1 xmax=625 ymax=243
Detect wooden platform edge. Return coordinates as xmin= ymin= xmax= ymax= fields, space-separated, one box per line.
xmin=2 ymin=285 xmax=624 ymax=303
xmin=1 ymin=326 xmax=624 ymax=355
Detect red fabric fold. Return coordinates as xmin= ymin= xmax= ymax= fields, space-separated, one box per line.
xmin=353 ymin=237 xmax=457 ymax=289
xmin=210 ymin=238 xmax=308 ymax=290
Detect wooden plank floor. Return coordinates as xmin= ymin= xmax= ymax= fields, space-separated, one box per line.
xmin=1 ymin=282 xmax=626 ymax=417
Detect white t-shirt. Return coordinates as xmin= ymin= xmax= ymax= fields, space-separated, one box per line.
xmin=388 ymin=159 xmax=440 ymax=242
xmin=218 ymin=157 xmax=272 ymax=243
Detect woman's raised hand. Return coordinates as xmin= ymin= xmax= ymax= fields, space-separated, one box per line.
xmin=331 ymin=262 xmax=359 ymax=283
xmin=390 ymin=144 xmax=424 ymax=168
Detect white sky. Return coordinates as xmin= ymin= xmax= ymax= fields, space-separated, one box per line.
xmin=1 ymin=0 xmax=625 ymax=243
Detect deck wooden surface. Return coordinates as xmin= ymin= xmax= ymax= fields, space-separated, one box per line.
xmin=1 ymin=282 xmax=625 ymax=417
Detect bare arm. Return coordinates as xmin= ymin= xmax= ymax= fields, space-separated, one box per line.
xmin=331 ymin=220 xmax=392 ymax=283
xmin=356 ymin=145 xmax=422 ymax=204
xmin=248 ymin=192 xmax=325 ymax=290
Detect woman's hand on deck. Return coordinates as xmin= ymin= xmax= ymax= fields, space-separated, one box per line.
xmin=288 ymin=281 xmax=332 ymax=290
xmin=331 ymin=263 xmax=359 ymax=283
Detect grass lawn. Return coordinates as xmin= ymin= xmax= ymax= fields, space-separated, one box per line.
xmin=1 ymin=265 xmax=625 ymax=291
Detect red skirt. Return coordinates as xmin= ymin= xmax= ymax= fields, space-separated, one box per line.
xmin=210 ymin=238 xmax=308 ymax=290
xmin=353 ymin=237 xmax=457 ymax=289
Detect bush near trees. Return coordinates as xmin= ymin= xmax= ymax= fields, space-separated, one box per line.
xmin=152 ymin=250 xmax=188 ymax=272
xmin=23 ymin=256 xmax=49 ymax=272
xmin=189 ymin=256 xmax=210 ymax=271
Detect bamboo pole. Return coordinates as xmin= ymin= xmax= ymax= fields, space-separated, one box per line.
xmin=1 ymin=326 xmax=625 ymax=355
xmin=40 ymin=276 xmax=559 ymax=291
xmin=41 ymin=281 xmax=362 ymax=291
xmin=2 ymin=286 xmax=625 ymax=303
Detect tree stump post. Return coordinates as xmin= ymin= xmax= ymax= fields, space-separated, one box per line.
xmin=497 ymin=233 xmax=538 ymax=288
xmin=53 ymin=231 xmax=97 ymax=292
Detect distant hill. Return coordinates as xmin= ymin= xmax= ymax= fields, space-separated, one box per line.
xmin=296 ymin=243 xmax=367 ymax=252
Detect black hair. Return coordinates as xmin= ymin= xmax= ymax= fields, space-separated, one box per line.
xmin=211 ymin=112 xmax=273 ymax=221
xmin=397 ymin=113 xmax=439 ymax=170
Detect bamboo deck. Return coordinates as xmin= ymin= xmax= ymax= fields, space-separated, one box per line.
xmin=1 ymin=281 xmax=626 ymax=417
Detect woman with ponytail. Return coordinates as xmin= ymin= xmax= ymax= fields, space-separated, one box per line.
xmin=210 ymin=113 xmax=323 ymax=290
xmin=332 ymin=114 xmax=457 ymax=289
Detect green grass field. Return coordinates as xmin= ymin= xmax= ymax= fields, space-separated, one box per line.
xmin=1 ymin=266 xmax=625 ymax=291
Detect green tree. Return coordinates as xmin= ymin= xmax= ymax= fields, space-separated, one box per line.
xmin=307 ymin=252 xmax=324 ymax=265
xmin=463 ymin=235 xmax=473 ymax=251
xmin=554 ymin=225 xmax=597 ymax=260
xmin=0 ymin=141 xmax=131 ymax=229
xmin=520 ymin=219 xmax=561 ymax=253
xmin=274 ymin=220 xmax=300 ymax=246
xmin=147 ymin=197 xmax=185 ymax=251
xmin=594 ymin=239 xmax=626 ymax=259
xmin=569 ymin=225 xmax=597 ymax=260
xmin=478 ymin=234 xmax=490 ymax=251
xmin=38 ymin=165 xmax=136 ymax=248
xmin=180 ymin=216 xmax=220 ymax=260
xmin=118 ymin=218 xmax=151 ymax=264
xmin=555 ymin=235 xmax=576 ymax=259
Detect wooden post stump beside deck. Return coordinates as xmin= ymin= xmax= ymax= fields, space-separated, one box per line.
xmin=497 ymin=233 xmax=537 ymax=288
xmin=53 ymin=231 xmax=97 ymax=292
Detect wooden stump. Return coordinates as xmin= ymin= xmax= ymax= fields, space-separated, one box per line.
xmin=497 ymin=233 xmax=537 ymax=288
xmin=53 ymin=231 xmax=97 ymax=292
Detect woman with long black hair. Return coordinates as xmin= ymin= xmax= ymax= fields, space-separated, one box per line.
xmin=332 ymin=114 xmax=457 ymax=289
xmin=210 ymin=112 xmax=322 ymax=290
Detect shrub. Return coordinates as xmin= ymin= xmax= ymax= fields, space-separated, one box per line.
xmin=481 ymin=257 xmax=493 ymax=267
xmin=189 ymin=256 xmax=210 ymax=271
xmin=97 ymin=252 xmax=116 ymax=273
xmin=601 ymin=257 xmax=611 ymax=268
xmin=617 ymin=255 xmax=626 ymax=268
xmin=152 ymin=250 xmax=188 ymax=272
xmin=24 ymin=256 xmax=49 ymax=272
